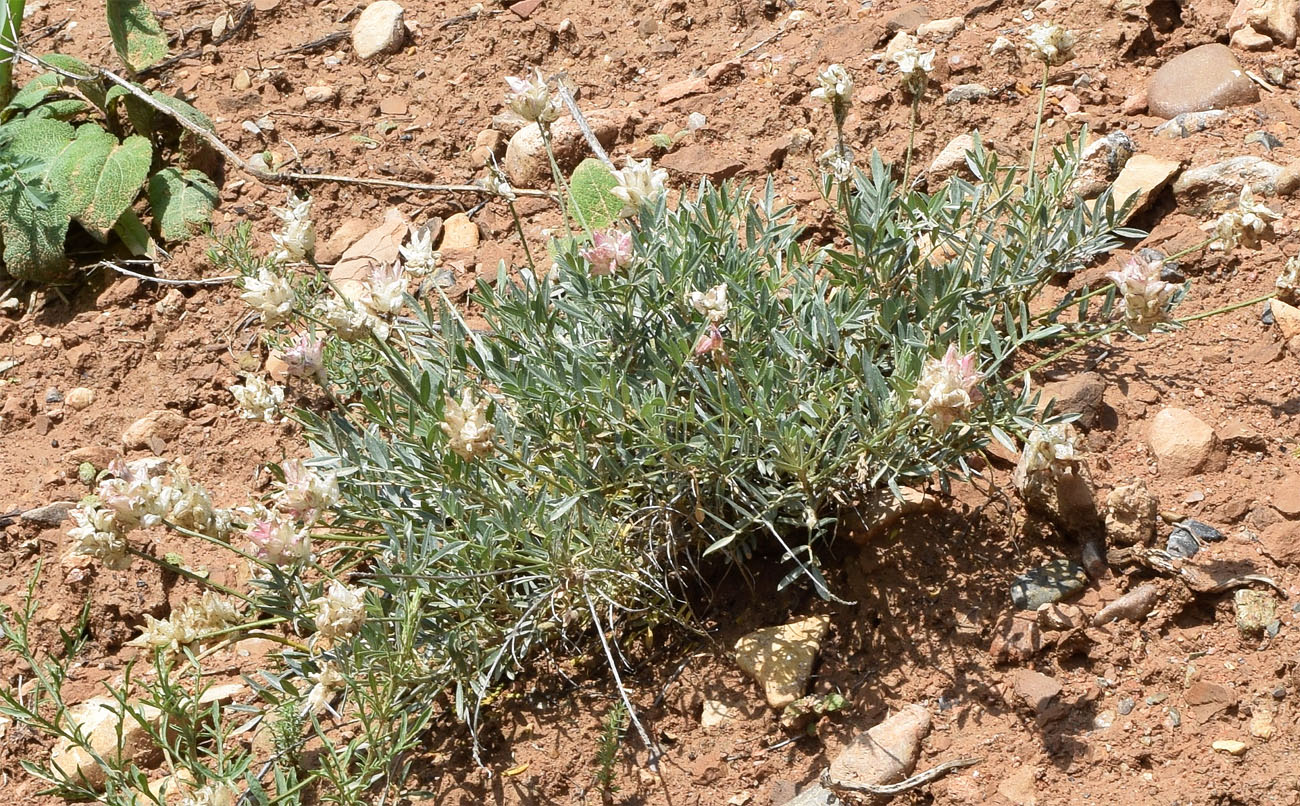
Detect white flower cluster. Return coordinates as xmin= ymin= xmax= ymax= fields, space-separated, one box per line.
xmin=240 ymin=267 xmax=296 ymax=327
xmin=282 ymin=331 xmax=325 ymax=380
xmin=909 ymin=345 xmax=983 ymax=431
xmin=179 ymin=782 xmax=240 ymax=806
xmin=70 ymin=461 xmax=230 ymax=569
xmin=231 ymin=373 xmax=285 ymax=422
xmin=274 ymin=458 xmax=340 ymax=523
xmin=689 ymin=283 xmax=729 ymax=323
xmin=611 ymin=157 xmax=668 ymax=218
xmin=310 ymin=580 xmax=367 ymax=644
xmin=442 ymin=390 xmax=497 ymax=460
xmin=316 ymin=294 xmax=376 ymax=342
xmin=1013 ymin=422 xmax=1078 ymax=493
xmin=399 ymin=227 xmax=440 ymax=276
xmin=128 ymin=591 xmax=241 ymax=658
xmin=270 ymin=193 xmax=315 ymax=264
xmin=1024 ymin=23 xmax=1076 ymax=66
xmin=892 ymin=47 xmax=935 ymax=96
xmin=305 ymin=661 xmax=346 ymax=713
xmin=247 ymin=514 xmax=312 ymax=566
xmin=1106 ymin=253 xmax=1180 ymax=335
xmin=811 ymin=64 xmax=854 ymax=121
xmin=505 ymin=69 xmax=561 ymax=125
xmin=1277 ymin=254 xmax=1300 ymax=301
xmin=365 ymin=262 xmax=407 ymax=316
xmin=1208 ymin=185 xmax=1280 ymax=251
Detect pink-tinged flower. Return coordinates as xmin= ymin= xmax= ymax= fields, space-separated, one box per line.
xmin=247 ymin=516 xmax=311 ymax=566
xmin=693 ymin=324 xmax=727 ymax=361
xmin=282 ymin=331 xmax=325 ymax=380
xmin=909 ymin=344 xmax=983 ymax=431
xmin=1106 ymin=253 xmax=1179 ymax=335
xmin=580 ymin=229 xmax=633 ymax=276
xmin=273 ymin=459 xmax=339 ymax=523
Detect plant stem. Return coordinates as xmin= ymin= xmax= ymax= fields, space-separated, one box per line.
xmin=508 ymin=199 xmax=537 ymax=274
xmin=1026 ymin=61 xmax=1050 ymax=183
xmin=1175 ymin=290 xmax=1276 ymax=324
xmin=1164 ymin=236 xmax=1215 ymax=263
xmin=1021 ymin=324 xmax=1119 ymax=376
xmin=833 ymin=118 xmax=861 ymax=266
xmin=0 ymin=0 xmax=24 ymax=109
xmin=125 ymin=546 xmax=255 ymax=605
xmin=902 ymin=93 xmax=920 ymax=189
xmin=540 ymin=124 xmax=591 ymax=239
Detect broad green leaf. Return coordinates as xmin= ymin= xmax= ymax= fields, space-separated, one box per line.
xmin=567 ymin=158 xmax=622 ymax=231
xmin=46 ymin=131 xmax=151 ymax=241
xmin=106 ymin=0 xmax=169 ymax=72
xmin=113 ymin=207 xmax=157 ymax=258
xmin=148 ymin=90 xmax=214 ymax=132
xmin=0 ymin=117 xmax=76 ymax=279
xmin=147 ymin=167 xmax=218 ymax=242
xmin=45 ymin=124 xmax=118 ymax=222
xmin=5 ymin=55 xmax=103 ymax=120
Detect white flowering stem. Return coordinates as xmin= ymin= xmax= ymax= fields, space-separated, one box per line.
xmin=1175 ymin=289 xmax=1276 ymax=325
xmin=832 ymin=120 xmax=862 ymax=266
xmin=508 ymin=199 xmax=537 ymax=274
xmin=902 ymin=93 xmax=920 ymax=189
xmin=1027 ymin=62 xmax=1050 ymax=181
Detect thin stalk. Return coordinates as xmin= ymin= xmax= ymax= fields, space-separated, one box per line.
xmin=0 ymin=0 xmax=24 ymax=109
xmin=1026 ymin=61 xmax=1050 ymax=182
xmin=902 ymin=92 xmax=920 ymax=188
xmin=124 ymin=546 xmax=256 ymax=605
xmin=539 ymin=124 xmax=591 ymax=239
xmin=1021 ymin=324 xmax=1119 ymax=376
xmin=1165 ymin=236 xmax=1216 ymax=263
xmin=833 ymin=118 xmax=861 ymax=266
xmin=1175 ymin=290 xmax=1276 ymax=324
xmin=507 ymin=199 xmax=537 ymax=274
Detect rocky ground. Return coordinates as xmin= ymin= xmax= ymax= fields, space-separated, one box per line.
xmin=3 ymin=0 xmax=1300 ymax=803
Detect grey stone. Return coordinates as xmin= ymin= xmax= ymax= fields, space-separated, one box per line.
xmin=828 ymin=704 xmax=930 ymax=789
xmin=1166 ymin=528 xmax=1202 ymax=558
xmin=1011 ymin=559 xmax=1089 ymax=610
xmin=20 ymin=501 xmax=77 ymax=526
xmin=1173 ymin=156 xmax=1284 ymax=213
xmin=1246 ymin=131 xmax=1284 ymax=151
xmin=1147 ymin=44 xmax=1258 ymax=119
xmin=944 ymin=84 xmax=991 ymax=104
xmin=783 ymin=785 xmax=844 ymax=806
xmin=1118 ymin=697 xmax=1136 ymax=715
xmin=1153 ymin=110 xmax=1228 ymax=139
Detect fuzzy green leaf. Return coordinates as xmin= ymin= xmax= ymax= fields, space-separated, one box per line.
xmin=567 ymin=158 xmax=622 ymax=231
xmin=46 ymin=130 xmax=152 ymax=241
xmin=106 ymin=0 xmax=169 ymax=72
xmin=0 ymin=119 xmax=76 ymax=279
xmin=148 ymin=90 xmax=214 ymax=132
xmin=113 ymin=207 xmax=158 ymax=258
xmin=148 ymin=167 xmax=218 ymax=242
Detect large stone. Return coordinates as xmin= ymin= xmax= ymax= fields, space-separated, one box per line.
xmin=122 ymin=410 xmax=187 ymax=450
xmin=1038 ymin=372 xmax=1107 ymax=428
xmin=1258 ymin=520 xmax=1300 ymax=565
xmin=734 ymin=615 xmax=830 ymax=709
xmin=1104 ymin=480 xmax=1158 ymax=547
xmin=1010 ymin=669 xmax=1062 ymax=714
xmin=839 ymin=486 xmax=938 ymax=544
xmin=49 ymin=697 xmax=161 ymax=792
xmin=1147 ymin=44 xmax=1258 ymax=119
xmin=827 ymin=703 xmax=931 ymax=789
xmin=1228 ymin=0 xmax=1299 ymax=45
xmin=503 ymin=109 xmax=628 ymax=188
xmin=1270 ymin=298 xmax=1300 ymax=340
xmin=659 ymin=145 xmax=745 ymax=181
xmin=927 ymin=133 xmax=978 ymax=184
xmin=1234 ymin=589 xmax=1278 ymax=636
xmin=1148 ymin=408 xmax=1218 ymax=477
xmin=440 ymin=213 xmax=480 ymax=251
xmin=1104 ymin=155 xmax=1181 ymax=223
xmin=351 ymin=0 xmax=405 ymax=60
xmin=1173 ymin=156 xmax=1284 ymax=213
xmin=1010 ymin=559 xmax=1089 ymax=610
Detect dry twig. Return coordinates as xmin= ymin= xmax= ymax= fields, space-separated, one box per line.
xmin=820 ymin=757 xmax=983 ymax=798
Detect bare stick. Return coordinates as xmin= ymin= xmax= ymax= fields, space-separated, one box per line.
xmin=820 ymin=757 xmax=982 ymax=797
xmin=583 ymin=590 xmax=661 ymax=771
xmin=552 ymin=77 xmax=613 ymax=170
xmin=97 ymin=260 xmax=237 ymax=286
xmin=4 ymin=45 xmax=556 ymax=199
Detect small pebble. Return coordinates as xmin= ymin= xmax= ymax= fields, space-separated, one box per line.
xmin=44 ymin=387 xmax=62 ymax=403
xmin=1167 ymin=707 xmax=1182 ymax=728
xmin=1262 ymin=303 xmax=1275 ymax=326
xmin=1118 ymin=697 xmax=1135 ymax=715
xmin=1272 ymin=687 xmax=1286 ymax=700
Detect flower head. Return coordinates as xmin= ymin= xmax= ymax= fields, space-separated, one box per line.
xmin=270 ymin=193 xmax=315 ymax=264
xmin=128 ymin=592 xmax=241 ymax=657
xmin=817 ymin=146 xmax=854 ymax=181
xmin=399 ymin=227 xmax=440 ymax=276
xmin=811 ymin=64 xmax=854 ymax=123
xmin=231 ymin=374 xmax=285 ymax=422
xmin=305 ymin=662 xmax=346 ymax=713
xmin=892 ymin=47 xmax=935 ymax=96
xmin=441 ymin=390 xmax=496 ymax=460
xmin=248 ymin=516 xmax=311 ymax=565
xmin=274 ymin=459 xmax=339 ymax=522
xmin=180 ymin=783 xmax=239 ymax=806
xmin=282 ymin=331 xmax=326 ymax=380
xmin=311 ymin=581 xmax=366 ymax=643
xmin=365 ymin=262 xmax=407 ymax=316
xmin=239 ymin=268 xmax=296 ymax=326
xmin=693 ymin=324 xmax=727 ymax=361
xmin=909 ymin=344 xmax=983 ymax=431
xmin=580 ymin=229 xmax=634 ymax=276
xmin=68 ymin=504 xmax=131 ymax=569
xmin=1024 ymin=23 xmax=1076 ymax=65
xmin=1106 ymin=252 xmax=1180 ymax=335
xmin=1208 ymin=184 xmax=1280 ymax=251
xmin=688 ymin=283 xmax=729 ymax=323
xmin=316 ymin=295 xmax=374 ymax=342
xmin=505 ymin=69 xmax=560 ymax=124
xmin=1013 ymin=422 xmax=1078 ymax=493
xmin=1277 ymin=254 xmax=1300 ymax=301
xmin=610 ymin=157 xmax=668 ymax=218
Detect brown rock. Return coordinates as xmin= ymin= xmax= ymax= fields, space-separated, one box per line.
xmin=1228 ymin=0 xmax=1298 ymax=45
xmin=884 ymin=2 xmax=931 ymax=33
xmin=659 ymin=144 xmax=745 ymax=181
xmin=502 ymin=109 xmax=629 ymax=188
xmin=1011 ymin=669 xmax=1062 ymax=714
xmin=1037 ymin=603 xmax=1084 ymax=631
xmin=1186 ymin=681 xmax=1236 ymax=723
xmin=1276 ymin=161 xmax=1300 ymax=196
xmin=1104 ymin=155 xmax=1181 ymax=223
xmin=1092 ymin=583 xmax=1160 ymax=626
xmin=1104 ymin=480 xmax=1158 ymax=547
xmin=1230 ymin=24 xmax=1274 ymax=49
xmin=1259 ymin=520 xmax=1300 ymax=565
xmin=122 ymin=410 xmax=187 ymax=450
xmin=1270 ymin=299 xmax=1300 ymax=340
xmin=508 ymin=0 xmax=544 ymax=19
xmin=1148 ymin=408 xmax=1217 ymax=477
xmin=379 ymin=96 xmax=408 ymax=116
xmin=317 ymin=218 xmax=371 ymax=265
xmin=1122 ymin=91 xmax=1148 ymax=115
xmin=657 ymin=76 xmax=709 ymax=105
xmin=827 ymin=704 xmax=930 ymax=789
xmin=441 ymin=213 xmax=481 ymax=251
xmin=989 ymin=613 xmax=1043 ymax=663
xmin=997 ymin=764 xmax=1040 ymax=806
xmin=706 ymin=61 xmax=743 ymax=85
xmin=1147 ymin=44 xmax=1258 ymax=119
xmin=1039 ymin=372 xmax=1107 ymax=428
xmin=1272 ymin=475 xmax=1300 ymax=517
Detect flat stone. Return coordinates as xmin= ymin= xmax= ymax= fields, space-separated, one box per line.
xmin=1147 ymin=44 xmax=1258 ymax=119
xmin=657 ymin=76 xmax=709 ymax=105
xmin=917 ymin=16 xmax=963 ymax=40
xmin=440 ymin=213 xmax=480 ymax=251
xmin=502 ymin=109 xmax=628 ymax=188
xmin=997 ymin=764 xmax=1040 ymax=806
xmin=351 ymin=0 xmax=405 ymax=60
xmin=884 ymin=2 xmax=931 ymax=33
xmin=1092 ymin=583 xmax=1160 ymax=626
xmin=1104 ymin=154 xmax=1181 ymax=223
xmin=1186 ymin=681 xmax=1235 ymax=723
xmin=1010 ymin=559 xmax=1089 ymax=610
xmin=1172 ymin=156 xmax=1284 ymax=213
xmin=927 ymin=133 xmax=978 ymax=183
xmin=303 ymin=85 xmax=338 ymax=104
xmin=1270 ymin=299 xmax=1300 ymax=340
xmin=1039 ymin=372 xmax=1107 ymax=428
xmin=1271 ymin=475 xmax=1300 ymax=516
xmin=700 ymin=699 xmax=737 ymax=728
xmin=827 ymin=703 xmax=930 ymax=789
xmin=1148 ymin=408 xmax=1217 ymax=478
xmin=20 ymin=501 xmax=77 ymax=527
xmin=1212 ymin=739 xmax=1248 ymax=755
xmin=734 ymin=615 xmax=830 ymax=709
xmin=122 ymin=409 xmax=187 ymax=450
xmin=1011 ymin=670 xmax=1062 ymax=714
xmin=1153 ymin=110 xmax=1229 ymax=139
xmin=508 ymin=0 xmax=544 ymax=18
xmin=944 ymin=84 xmax=991 ymax=105
xmin=839 ymin=486 xmax=937 ymax=544
xmin=659 ymin=144 xmax=745 ymax=181
xmin=1104 ymin=480 xmax=1158 ymax=547
xmin=1234 ymin=589 xmax=1279 ymax=636
xmin=1230 ymin=24 xmax=1274 ymax=50
xmin=50 ymin=697 xmax=161 ymax=792
xmin=1228 ymin=0 xmax=1298 ymax=45
xmin=329 ymin=209 xmax=410 ymax=302
xmin=989 ymin=612 xmax=1043 ymax=663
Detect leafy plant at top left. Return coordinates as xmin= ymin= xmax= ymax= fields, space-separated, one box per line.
xmin=0 ymin=0 xmax=219 ymax=282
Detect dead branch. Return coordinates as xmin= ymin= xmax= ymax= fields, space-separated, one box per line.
xmin=820 ymin=757 xmax=983 ymax=798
